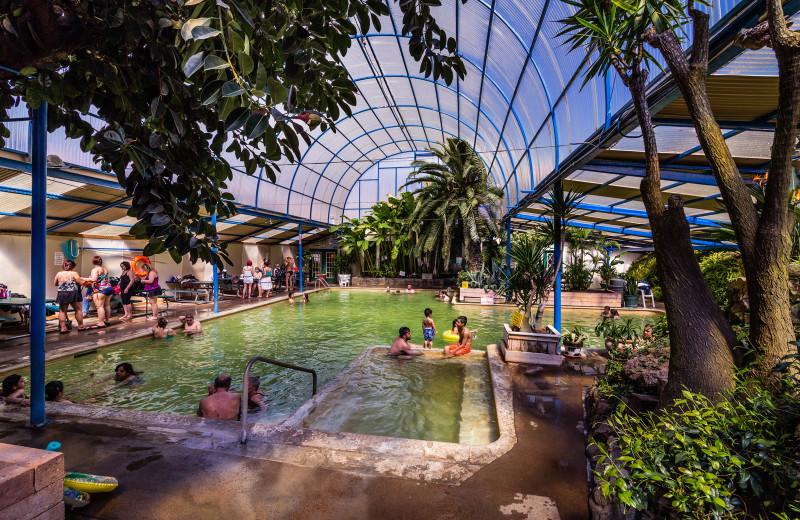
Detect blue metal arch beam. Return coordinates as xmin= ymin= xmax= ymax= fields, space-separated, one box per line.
xmin=287 ymin=37 xmax=536 ymax=215
xmin=327 ymin=123 xmax=506 ymax=223
xmin=340 ymin=129 xmax=503 ymax=216
xmin=298 ymin=79 xmax=518 ymax=221
xmin=351 ymin=34 xmax=538 ymax=204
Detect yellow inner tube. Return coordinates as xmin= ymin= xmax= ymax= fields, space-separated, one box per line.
xmin=64 ymin=473 xmax=118 ymax=493
xmin=442 ymin=331 xmax=460 ymax=343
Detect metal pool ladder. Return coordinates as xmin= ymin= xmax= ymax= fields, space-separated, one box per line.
xmin=240 ymin=356 xmax=318 ymax=444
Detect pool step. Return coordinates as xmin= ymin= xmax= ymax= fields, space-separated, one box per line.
xmin=458 ymin=360 xmax=495 ymax=445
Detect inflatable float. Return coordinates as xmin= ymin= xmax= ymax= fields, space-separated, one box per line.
xmin=63 ymin=472 xmax=119 ymax=493
xmin=442 ymin=331 xmax=460 ymax=343
xmin=132 ymin=255 xmax=151 ymax=278
xmin=63 ymin=486 xmax=91 ymax=508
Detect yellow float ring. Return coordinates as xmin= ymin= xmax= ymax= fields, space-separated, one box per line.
xmin=442 ymin=331 xmax=460 ymax=343
xmin=132 ymin=255 xmax=150 ymax=278
xmin=64 ymin=472 xmax=118 ymax=493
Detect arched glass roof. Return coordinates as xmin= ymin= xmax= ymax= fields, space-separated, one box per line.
xmin=226 ymin=0 xmax=747 ymax=226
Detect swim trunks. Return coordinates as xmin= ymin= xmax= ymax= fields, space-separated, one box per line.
xmin=449 ymin=344 xmax=471 ymax=356
xmin=423 ymin=328 xmax=435 ymax=341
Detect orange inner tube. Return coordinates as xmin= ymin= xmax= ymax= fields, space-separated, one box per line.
xmin=132 ymin=256 xmax=150 ymax=277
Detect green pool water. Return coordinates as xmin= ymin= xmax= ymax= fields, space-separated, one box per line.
xmin=302 ymin=349 xmax=498 ymax=444
xmin=19 ymin=290 xmax=657 ymax=429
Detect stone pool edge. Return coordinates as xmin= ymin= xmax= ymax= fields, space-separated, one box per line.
xmin=0 ymin=344 xmax=516 ymax=484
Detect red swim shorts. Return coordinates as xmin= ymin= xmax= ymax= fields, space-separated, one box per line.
xmin=448 ymin=344 xmax=471 ymax=356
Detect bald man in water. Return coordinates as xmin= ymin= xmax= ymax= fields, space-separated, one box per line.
xmin=197 ymin=374 xmax=240 ymax=420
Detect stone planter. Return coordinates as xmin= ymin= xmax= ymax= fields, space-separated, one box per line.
xmin=545 ymin=290 xmax=622 ymax=308
xmin=459 ymin=287 xmax=505 ymax=304
xmin=499 ymin=323 xmax=562 ymax=365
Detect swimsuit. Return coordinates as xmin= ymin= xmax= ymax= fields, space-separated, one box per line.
xmin=119 ymin=273 xmax=133 ymax=304
xmin=143 ymin=276 xmax=162 ymax=297
xmin=423 ymin=328 xmax=435 ymax=341
xmin=449 ymin=344 xmax=472 ymax=356
xmin=260 ymin=271 xmax=272 ymax=290
xmin=56 ymin=274 xmax=82 ymax=303
xmin=94 ymin=271 xmax=116 ymax=296
xmin=242 ymin=269 xmax=254 ymax=284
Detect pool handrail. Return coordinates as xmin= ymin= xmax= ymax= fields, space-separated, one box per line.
xmin=240 ymin=355 xmax=317 ymax=444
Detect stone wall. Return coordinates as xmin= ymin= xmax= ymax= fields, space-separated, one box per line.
xmin=0 ymin=443 xmax=64 ymax=520
xmin=351 ymin=277 xmax=458 ymax=289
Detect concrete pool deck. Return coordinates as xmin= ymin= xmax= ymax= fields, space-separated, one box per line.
xmin=1 ymin=287 xmax=598 ymax=518
xmin=0 ymin=352 xmax=594 ymax=519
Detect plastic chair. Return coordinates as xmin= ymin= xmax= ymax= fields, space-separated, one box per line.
xmin=338 ymin=274 xmax=351 ymax=287
xmin=638 ymin=282 xmax=655 ymax=308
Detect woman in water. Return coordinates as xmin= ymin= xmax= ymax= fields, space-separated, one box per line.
xmin=287 ymin=291 xmax=295 ymax=304
xmin=1 ymin=374 xmax=29 ymax=405
xmin=65 ymin=363 xmax=141 ymax=400
xmin=259 ymin=260 xmax=272 ymax=298
xmin=88 ymin=256 xmax=114 ymax=328
xmin=54 ymin=260 xmax=86 ymax=332
xmin=241 ymin=260 xmax=256 ymax=299
xmin=119 ymin=261 xmax=134 ymax=322
xmin=140 ymin=263 xmax=161 ymax=320
xmin=151 ymin=317 xmax=175 ymax=339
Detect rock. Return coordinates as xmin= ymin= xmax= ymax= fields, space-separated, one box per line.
xmin=622 ymin=354 xmax=669 ymax=392
xmin=628 ymin=393 xmax=659 ymax=413
xmin=586 ymin=442 xmax=601 ymax=461
xmin=592 ymin=422 xmax=616 ymax=443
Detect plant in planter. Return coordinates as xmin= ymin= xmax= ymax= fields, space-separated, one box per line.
xmin=497 ymin=232 xmax=552 ymax=331
xmin=595 ymin=317 xmax=640 ymax=353
xmin=562 ymin=326 xmax=588 ymax=356
xmin=623 ymin=277 xmax=640 ymax=307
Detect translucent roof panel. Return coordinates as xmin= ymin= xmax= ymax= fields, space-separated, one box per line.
xmin=214 ymin=0 xmax=752 ymax=225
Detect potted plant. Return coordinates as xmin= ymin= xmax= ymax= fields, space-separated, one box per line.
xmin=623 ymin=277 xmax=640 ymax=307
xmin=594 ymin=317 xmax=618 ymax=350
xmin=562 ymin=326 xmax=587 ymax=357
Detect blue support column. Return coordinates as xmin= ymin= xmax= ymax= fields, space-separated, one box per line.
xmin=298 ymin=224 xmax=303 ymax=294
xmin=212 ymin=213 xmax=219 ymax=313
xmin=505 ymin=220 xmax=511 ymax=301
xmin=553 ymin=213 xmax=562 ymax=335
xmin=30 ymin=103 xmax=47 ymax=426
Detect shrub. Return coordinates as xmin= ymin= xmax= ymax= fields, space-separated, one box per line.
xmin=627 ymin=253 xmax=660 ymax=300
xmin=698 ymin=251 xmax=745 ymax=308
xmin=592 ymin=382 xmax=800 ymax=519
xmin=563 ymin=261 xmax=593 ymax=290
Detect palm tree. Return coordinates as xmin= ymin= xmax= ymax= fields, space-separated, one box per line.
xmin=401 ymin=138 xmax=503 ymax=273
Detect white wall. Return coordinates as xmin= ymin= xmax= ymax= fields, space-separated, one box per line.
xmin=0 ymin=234 xmax=299 ymax=298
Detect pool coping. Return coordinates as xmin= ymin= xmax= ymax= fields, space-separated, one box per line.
xmin=0 ymin=344 xmax=516 ymax=484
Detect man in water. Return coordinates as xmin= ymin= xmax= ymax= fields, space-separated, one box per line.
xmin=180 ymin=313 xmax=202 ymax=334
xmin=197 ymin=374 xmax=241 ymax=420
xmin=405 ymin=284 xmax=415 ymax=294
xmin=444 ymin=316 xmax=472 ymax=357
xmin=389 ymin=327 xmax=424 ymax=359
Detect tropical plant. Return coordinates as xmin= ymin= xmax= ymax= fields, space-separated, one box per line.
xmin=623 ymin=276 xmax=639 ymax=296
xmin=563 ymin=261 xmax=593 ymax=291
xmin=559 ymin=0 xmax=747 ymax=401
xmin=401 ymin=138 xmax=503 ymax=274
xmin=497 ymin=232 xmax=552 ymax=331
xmin=0 ymin=1 xmax=465 ymax=265
xmin=698 ymin=251 xmax=745 ymax=308
xmin=463 ymin=261 xmax=504 ymax=291
xmin=330 ymin=252 xmax=354 ymax=276
xmin=563 ymin=326 xmax=588 ymax=344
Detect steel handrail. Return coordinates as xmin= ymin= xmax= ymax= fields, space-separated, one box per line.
xmin=240 ymin=355 xmax=317 ymax=443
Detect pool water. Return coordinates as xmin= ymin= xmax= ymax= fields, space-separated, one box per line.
xmin=301 ymin=349 xmax=498 ymax=444
xmin=21 ymin=290 xmax=657 ymax=425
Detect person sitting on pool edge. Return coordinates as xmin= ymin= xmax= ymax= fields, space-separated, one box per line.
xmin=444 ymin=316 xmax=472 ymax=358
xmin=198 ymin=374 xmax=240 ymax=420
xmin=45 ymin=380 xmax=72 ymax=403
xmin=389 ymin=327 xmax=424 ymax=360
xmin=151 ymin=317 xmax=176 ymax=339
xmin=180 ymin=313 xmax=202 ymax=334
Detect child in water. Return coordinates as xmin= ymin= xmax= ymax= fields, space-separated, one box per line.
xmin=422 ymin=308 xmax=437 ymax=349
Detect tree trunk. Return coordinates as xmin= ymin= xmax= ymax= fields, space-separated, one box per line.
xmin=468 ymin=240 xmax=483 ymax=271
xmin=646 ymin=10 xmax=799 ymax=378
xmin=626 ymin=68 xmax=737 ymax=403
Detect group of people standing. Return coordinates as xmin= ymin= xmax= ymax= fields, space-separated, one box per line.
xmin=240 ymin=256 xmax=297 ymax=300
xmin=53 ymin=256 xmax=162 ymax=332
